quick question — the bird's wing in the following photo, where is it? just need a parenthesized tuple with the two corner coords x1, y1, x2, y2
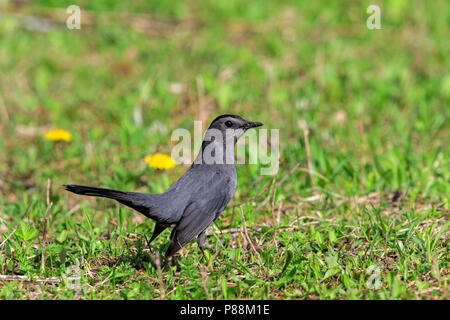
(165, 174, 234, 257)
(177, 197, 229, 244)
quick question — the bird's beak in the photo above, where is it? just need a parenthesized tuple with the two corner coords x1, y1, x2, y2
(244, 121, 264, 129)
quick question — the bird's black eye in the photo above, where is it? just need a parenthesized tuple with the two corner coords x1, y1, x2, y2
(225, 120, 233, 128)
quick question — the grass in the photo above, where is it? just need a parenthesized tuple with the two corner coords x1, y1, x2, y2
(0, 0, 448, 299)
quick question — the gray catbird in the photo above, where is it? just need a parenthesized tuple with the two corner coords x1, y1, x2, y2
(65, 114, 263, 258)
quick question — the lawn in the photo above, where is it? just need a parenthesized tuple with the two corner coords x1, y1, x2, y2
(0, 0, 448, 299)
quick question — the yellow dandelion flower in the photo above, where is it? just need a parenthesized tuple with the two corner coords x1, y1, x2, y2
(144, 153, 175, 170)
(44, 129, 72, 142)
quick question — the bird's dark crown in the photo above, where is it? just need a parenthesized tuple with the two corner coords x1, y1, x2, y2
(208, 114, 245, 128)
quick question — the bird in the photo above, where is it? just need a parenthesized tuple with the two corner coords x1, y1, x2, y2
(65, 114, 263, 258)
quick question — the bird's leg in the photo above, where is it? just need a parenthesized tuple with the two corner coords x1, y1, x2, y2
(162, 229, 181, 274)
(199, 247, 207, 260)
(169, 257, 176, 277)
(162, 255, 178, 275)
(197, 231, 207, 261)
(170, 256, 177, 267)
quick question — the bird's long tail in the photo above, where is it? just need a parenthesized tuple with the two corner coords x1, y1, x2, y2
(64, 184, 127, 199)
(64, 184, 152, 216)
(65, 184, 168, 243)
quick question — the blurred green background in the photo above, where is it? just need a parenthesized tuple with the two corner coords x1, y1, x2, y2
(0, 0, 448, 299)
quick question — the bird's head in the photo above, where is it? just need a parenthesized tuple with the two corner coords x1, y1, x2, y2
(197, 114, 263, 164)
(206, 114, 263, 143)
